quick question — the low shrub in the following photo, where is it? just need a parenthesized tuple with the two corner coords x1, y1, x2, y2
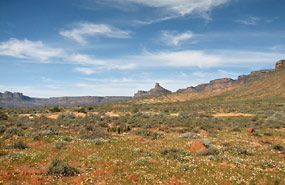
(200, 139, 212, 148)
(55, 142, 65, 149)
(9, 140, 28, 149)
(197, 147, 219, 156)
(132, 129, 164, 140)
(135, 157, 152, 166)
(227, 145, 253, 155)
(8, 151, 24, 161)
(231, 127, 241, 132)
(0, 111, 8, 120)
(160, 147, 188, 161)
(179, 132, 199, 139)
(5, 128, 22, 135)
(271, 144, 284, 151)
(49, 107, 61, 113)
(0, 125, 6, 133)
(94, 139, 104, 145)
(46, 158, 80, 176)
(263, 132, 274, 136)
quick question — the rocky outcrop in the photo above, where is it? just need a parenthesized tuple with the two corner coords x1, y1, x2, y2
(275, 60, 285, 70)
(0, 91, 31, 100)
(134, 83, 172, 98)
(0, 91, 131, 108)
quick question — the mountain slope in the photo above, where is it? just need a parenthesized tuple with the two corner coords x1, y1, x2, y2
(135, 61, 285, 104)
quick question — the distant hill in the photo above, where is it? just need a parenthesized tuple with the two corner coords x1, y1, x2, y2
(0, 92, 131, 108)
(134, 83, 172, 98)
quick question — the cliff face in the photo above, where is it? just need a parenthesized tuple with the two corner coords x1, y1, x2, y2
(275, 60, 285, 70)
(177, 60, 284, 93)
(134, 83, 172, 98)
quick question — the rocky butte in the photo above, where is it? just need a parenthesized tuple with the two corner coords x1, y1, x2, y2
(134, 83, 172, 98)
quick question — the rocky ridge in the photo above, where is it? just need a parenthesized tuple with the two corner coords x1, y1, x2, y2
(177, 60, 285, 93)
(134, 83, 172, 98)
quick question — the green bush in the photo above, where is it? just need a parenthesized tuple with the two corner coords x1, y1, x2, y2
(0, 111, 8, 120)
(12, 140, 28, 149)
(132, 129, 164, 139)
(271, 144, 284, 151)
(160, 147, 188, 161)
(8, 151, 24, 161)
(46, 158, 80, 176)
(197, 147, 219, 156)
(227, 145, 253, 155)
(179, 132, 199, 139)
(5, 127, 22, 135)
(0, 125, 6, 133)
(55, 142, 65, 149)
(49, 106, 61, 113)
(78, 108, 86, 113)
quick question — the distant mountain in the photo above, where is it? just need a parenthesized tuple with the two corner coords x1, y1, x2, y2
(134, 83, 172, 98)
(0, 92, 131, 108)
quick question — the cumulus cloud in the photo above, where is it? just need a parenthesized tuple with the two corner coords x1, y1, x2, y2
(161, 31, 194, 46)
(132, 50, 222, 68)
(0, 38, 62, 61)
(108, 0, 229, 21)
(69, 54, 106, 65)
(75, 67, 95, 75)
(60, 22, 132, 44)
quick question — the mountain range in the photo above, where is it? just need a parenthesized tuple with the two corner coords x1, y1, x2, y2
(1, 60, 284, 107)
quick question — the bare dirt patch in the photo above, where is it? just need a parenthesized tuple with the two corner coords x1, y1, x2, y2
(213, 113, 255, 117)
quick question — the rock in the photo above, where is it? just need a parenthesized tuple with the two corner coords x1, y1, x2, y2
(189, 141, 206, 152)
(275, 60, 285, 70)
(247, 128, 255, 132)
(249, 70, 272, 76)
(134, 83, 172, 98)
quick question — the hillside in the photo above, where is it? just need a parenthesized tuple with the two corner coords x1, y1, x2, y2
(135, 60, 285, 104)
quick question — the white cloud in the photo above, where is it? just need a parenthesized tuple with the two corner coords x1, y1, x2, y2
(132, 50, 222, 68)
(111, 0, 229, 20)
(133, 15, 179, 25)
(161, 31, 194, 46)
(109, 63, 136, 70)
(235, 16, 260, 25)
(75, 67, 95, 75)
(69, 54, 105, 65)
(235, 16, 280, 26)
(192, 70, 239, 78)
(60, 22, 132, 44)
(0, 38, 62, 61)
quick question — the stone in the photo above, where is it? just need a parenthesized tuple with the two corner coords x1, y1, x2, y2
(189, 141, 206, 152)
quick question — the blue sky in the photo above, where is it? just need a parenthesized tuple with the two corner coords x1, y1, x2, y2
(0, 0, 285, 98)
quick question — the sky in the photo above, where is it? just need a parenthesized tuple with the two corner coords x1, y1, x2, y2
(0, 0, 285, 98)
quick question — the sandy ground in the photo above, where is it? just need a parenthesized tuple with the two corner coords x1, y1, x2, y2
(213, 113, 255, 117)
